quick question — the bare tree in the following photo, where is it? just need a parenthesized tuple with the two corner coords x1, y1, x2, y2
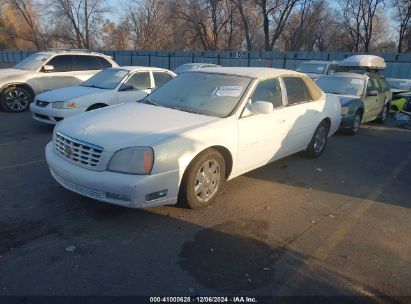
(255, 0, 299, 51)
(48, 0, 108, 48)
(391, 0, 411, 52)
(178, 0, 232, 50)
(339, 0, 385, 52)
(2, 0, 46, 49)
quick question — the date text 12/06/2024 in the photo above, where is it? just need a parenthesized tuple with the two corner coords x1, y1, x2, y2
(149, 296, 258, 303)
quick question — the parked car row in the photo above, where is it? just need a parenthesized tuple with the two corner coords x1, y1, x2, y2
(0, 51, 395, 210)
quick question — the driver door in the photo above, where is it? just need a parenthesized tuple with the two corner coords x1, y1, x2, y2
(237, 78, 291, 174)
(117, 71, 153, 104)
(36, 55, 77, 92)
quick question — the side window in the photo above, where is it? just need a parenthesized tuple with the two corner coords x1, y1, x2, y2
(283, 77, 313, 105)
(153, 72, 173, 88)
(250, 78, 283, 108)
(73, 55, 101, 71)
(378, 78, 390, 92)
(367, 78, 379, 93)
(125, 72, 151, 90)
(45, 55, 73, 72)
(97, 57, 112, 69)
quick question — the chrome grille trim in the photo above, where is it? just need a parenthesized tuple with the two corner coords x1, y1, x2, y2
(51, 169, 105, 199)
(54, 132, 103, 168)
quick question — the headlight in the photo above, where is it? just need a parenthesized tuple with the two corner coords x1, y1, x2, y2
(341, 107, 349, 115)
(108, 147, 154, 175)
(52, 101, 77, 109)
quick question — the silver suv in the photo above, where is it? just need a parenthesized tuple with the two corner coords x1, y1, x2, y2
(0, 49, 118, 112)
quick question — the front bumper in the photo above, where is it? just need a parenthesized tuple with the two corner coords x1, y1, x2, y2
(30, 103, 87, 124)
(45, 142, 181, 208)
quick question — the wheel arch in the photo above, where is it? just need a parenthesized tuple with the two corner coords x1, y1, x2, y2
(0, 83, 35, 99)
(86, 103, 109, 111)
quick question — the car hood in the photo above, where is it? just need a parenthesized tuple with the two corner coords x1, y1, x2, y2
(55, 102, 220, 152)
(0, 68, 29, 80)
(36, 86, 108, 102)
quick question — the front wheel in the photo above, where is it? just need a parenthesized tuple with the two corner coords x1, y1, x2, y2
(346, 111, 362, 135)
(179, 149, 225, 209)
(304, 120, 329, 158)
(1, 86, 33, 112)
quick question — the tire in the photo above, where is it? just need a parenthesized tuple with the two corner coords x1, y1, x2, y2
(304, 120, 329, 158)
(346, 111, 362, 135)
(1, 86, 33, 112)
(376, 104, 388, 124)
(87, 104, 107, 111)
(179, 148, 225, 209)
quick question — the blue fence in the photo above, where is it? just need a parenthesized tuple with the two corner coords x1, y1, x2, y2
(1, 50, 410, 79)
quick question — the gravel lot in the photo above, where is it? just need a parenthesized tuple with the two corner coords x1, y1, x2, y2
(0, 111, 411, 299)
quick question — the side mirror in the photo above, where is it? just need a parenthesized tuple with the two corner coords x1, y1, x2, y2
(119, 84, 134, 91)
(367, 90, 379, 96)
(251, 101, 273, 114)
(43, 65, 54, 72)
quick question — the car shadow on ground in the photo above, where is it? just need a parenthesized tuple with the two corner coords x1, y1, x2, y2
(0, 198, 398, 298)
(244, 124, 411, 209)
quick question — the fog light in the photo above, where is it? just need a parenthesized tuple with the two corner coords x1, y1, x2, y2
(145, 189, 168, 201)
(106, 192, 131, 201)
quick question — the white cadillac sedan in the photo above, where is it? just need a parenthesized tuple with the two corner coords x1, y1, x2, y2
(46, 67, 341, 209)
(30, 66, 176, 124)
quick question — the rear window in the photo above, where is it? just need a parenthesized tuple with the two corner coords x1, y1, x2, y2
(97, 57, 113, 69)
(283, 77, 313, 105)
(153, 72, 173, 88)
(73, 55, 101, 71)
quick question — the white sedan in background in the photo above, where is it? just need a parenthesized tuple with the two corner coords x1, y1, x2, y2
(30, 66, 176, 124)
(46, 67, 341, 210)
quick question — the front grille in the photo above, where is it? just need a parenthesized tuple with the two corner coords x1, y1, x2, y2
(50, 169, 105, 200)
(54, 132, 103, 168)
(35, 113, 50, 120)
(36, 100, 49, 107)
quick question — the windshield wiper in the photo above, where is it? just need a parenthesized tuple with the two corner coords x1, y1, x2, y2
(139, 98, 162, 106)
(167, 106, 201, 114)
(82, 84, 105, 89)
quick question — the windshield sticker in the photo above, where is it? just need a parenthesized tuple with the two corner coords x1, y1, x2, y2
(351, 79, 363, 84)
(212, 86, 243, 97)
(114, 70, 128, 77)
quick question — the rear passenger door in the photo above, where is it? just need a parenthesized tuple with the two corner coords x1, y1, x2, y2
(37, 55, 77, 92)
(73, 55, 105, 83)
(117, 71, 152, 104)
(280, 76, 324, 153)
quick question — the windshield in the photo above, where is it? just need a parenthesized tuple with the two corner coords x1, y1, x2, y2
(317, 76, 365, 96)
(141, 72, 251, 117)
(297, 63, 327, 74)
(14, 53, 51, 70)
(81, 68, 129, 90)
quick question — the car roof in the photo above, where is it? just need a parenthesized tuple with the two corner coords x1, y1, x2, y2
(303, 60, 334, 64)
(190, 67, 303, 79)
(323, 72, 368, 79)
(113, 66, 173, 72)
(181, 63, 219, 66)
(35, 50, 110, 57)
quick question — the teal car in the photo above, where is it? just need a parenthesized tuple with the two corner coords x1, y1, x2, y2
(316, 72, 392, 134)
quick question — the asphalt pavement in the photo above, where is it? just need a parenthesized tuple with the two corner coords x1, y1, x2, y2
(0, 111, 411, 300)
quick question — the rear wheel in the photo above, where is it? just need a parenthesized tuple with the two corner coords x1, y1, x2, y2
(304, 120, 329, 158)
(376, 105, 388, 124)
(1, 86, 33, 112)
(179, 149, 225, 209)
